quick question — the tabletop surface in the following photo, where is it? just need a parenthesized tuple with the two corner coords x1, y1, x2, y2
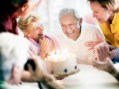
(61, 64, 119, 89)
(22, 64, 119, 89)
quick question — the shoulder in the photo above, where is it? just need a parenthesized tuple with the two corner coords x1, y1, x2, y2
(82, 22, 104, 38)
(0, 14, 12, 32)
(82, 22, 100, 33)
(115, 12, 119, 18)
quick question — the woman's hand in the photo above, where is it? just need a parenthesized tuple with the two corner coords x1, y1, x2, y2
(84, 33, 104, 50)
(94, 42, 110, 61)
(54, 69, 79, 80)
(39, 37, 51, 59)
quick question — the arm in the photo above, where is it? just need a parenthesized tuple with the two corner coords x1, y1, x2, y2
(84, 26, 105, 50)
(21, 70, 34, 82)
(93, 57, 119, 81)
(22, 56, 65, 89)
(30, 0, 42, 10)
(93, 43, 119, 81)
(111, 48, 119, 63)
(27, 0, 42, 13)
(105, 44, 119, 63)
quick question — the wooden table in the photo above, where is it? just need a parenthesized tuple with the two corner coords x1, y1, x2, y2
(61, 64, 119, 89)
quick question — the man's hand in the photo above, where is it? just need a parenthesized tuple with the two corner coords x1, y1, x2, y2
(54, 69, 79, 80)
(25, 56, 44, 82)
(23, 56, 65, 89)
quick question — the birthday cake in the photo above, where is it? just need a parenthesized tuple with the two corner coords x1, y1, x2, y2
(46, 50, 79, 75)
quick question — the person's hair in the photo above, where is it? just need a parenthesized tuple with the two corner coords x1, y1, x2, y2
(88, 0, 119, 12)
(0, 0, 28, 14)
(18, 15, 39, 33)
(59, 8, 80, 22)
(0, 32, 30, 80)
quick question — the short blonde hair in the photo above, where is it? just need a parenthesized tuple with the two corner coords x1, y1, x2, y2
(88, 0, 119, 13)
(18, 15, 39, 32)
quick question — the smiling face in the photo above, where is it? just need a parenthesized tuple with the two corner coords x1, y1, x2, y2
(18, 15, 44, 42)
(27, 21, 44, 42)
(60, 14, 80, 40)
(90, 1, 113, 23)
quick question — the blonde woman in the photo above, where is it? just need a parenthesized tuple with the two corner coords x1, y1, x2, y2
(88, 0, 119, 47)
(87, 0, 119, 63)
(18, 15, 59, 59)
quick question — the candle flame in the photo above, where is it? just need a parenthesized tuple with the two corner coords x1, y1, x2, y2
(46, 49, 75, 62)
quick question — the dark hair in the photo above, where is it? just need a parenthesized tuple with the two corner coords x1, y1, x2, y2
(0, 0, 28, 14)
(88, 0, 119, 12)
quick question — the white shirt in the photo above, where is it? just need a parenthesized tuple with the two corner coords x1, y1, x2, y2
(56, 23, 104, 64)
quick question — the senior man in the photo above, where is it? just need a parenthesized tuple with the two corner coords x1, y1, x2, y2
(57, 8, 104, 64)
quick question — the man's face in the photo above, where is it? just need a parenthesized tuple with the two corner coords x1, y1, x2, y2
(90, 1, 112, 23)
(60, 15, 80, 40)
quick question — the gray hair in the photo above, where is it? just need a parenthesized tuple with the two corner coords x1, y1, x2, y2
(18, 15, 39, 33)
(59, 8, 80, 21)
(0, 32, 30, 80)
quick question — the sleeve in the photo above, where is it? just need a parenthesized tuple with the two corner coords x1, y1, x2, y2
(112, 48, 119, 63)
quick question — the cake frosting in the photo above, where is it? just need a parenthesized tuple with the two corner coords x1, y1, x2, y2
(46, 50, 79, 75)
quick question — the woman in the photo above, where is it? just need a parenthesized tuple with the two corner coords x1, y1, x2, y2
(0, 0, 41, 34)
(18, 15, 60, 59)
(86, 0, 119, 63)
(0, 0, 49, 87)
(18, 15, 69, 82)
(88, 0, 119, 47)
